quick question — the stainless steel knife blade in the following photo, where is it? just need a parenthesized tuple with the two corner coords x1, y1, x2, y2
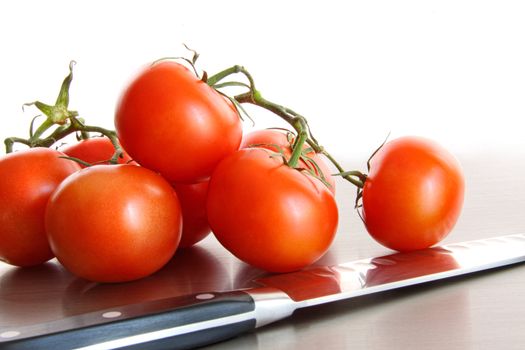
(1, 233, 524, 350)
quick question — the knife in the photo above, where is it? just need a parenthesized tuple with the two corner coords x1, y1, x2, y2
(1, 233, 524, 350)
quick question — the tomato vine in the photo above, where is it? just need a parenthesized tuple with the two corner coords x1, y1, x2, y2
(5, 51, 367, 189)
(0, 48, 466, 265)
(206, 65, 367, 188)
(4, 61, 124, 165)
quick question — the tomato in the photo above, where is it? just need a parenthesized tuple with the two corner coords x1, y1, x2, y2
(45, 164, 182, 283)
(207, 148, 338, 273)
(362, 136, 465, 252)
(115, 61, 243, 183)
(241, 129, 336, 193)
(0, 148, 80, 267)
(172, 181, 211, 248)
(61, 137, 134, 167)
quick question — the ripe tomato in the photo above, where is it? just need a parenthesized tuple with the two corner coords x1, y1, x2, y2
(61, 137, 134, 167)
(0, 148, 80, 267)
(172, 181, 211, 248)
(207, 148, 338, 273)
(45, 164, 182, 282)
(115, 61, 242, 183)
(362, 136, 465, 252)
(241, 129, 336, 193)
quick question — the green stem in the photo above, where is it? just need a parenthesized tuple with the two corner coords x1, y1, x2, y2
(30, 118, 55, 141)
(69, 117, 124, 164)
(321, 152, 366, 188)
(209, 65, 366, 189)
(4, 117, 123, 164)
(5, 137, 30, 153)
(235, 92, 293, 125)
(288, 122, 308, 168)
(235, 91, 365, 187)
(207, 65, 256, 88)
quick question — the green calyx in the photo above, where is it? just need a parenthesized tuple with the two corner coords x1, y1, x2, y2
(25, 61, 78, 131)
(4, 61, 123, 166)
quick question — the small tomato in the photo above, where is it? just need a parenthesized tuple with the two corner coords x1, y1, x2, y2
(0, 148, 80, 266)
(362, 136, 465, 252)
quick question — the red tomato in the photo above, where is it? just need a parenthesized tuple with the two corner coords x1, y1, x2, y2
(362, 136, 465, 252)
(61, 137, 134, 167)
(115, 61, 242, 183)
(207, 148, 339, 273)
(241, 129, 336, 193)
(45, 164, 182, 282)
(0, 148, 80, 267)
(172, 181, 211, 248)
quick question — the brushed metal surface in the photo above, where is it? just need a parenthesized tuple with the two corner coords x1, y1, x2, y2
(255, 234, 525, 307)
(1, 150, 524, 349)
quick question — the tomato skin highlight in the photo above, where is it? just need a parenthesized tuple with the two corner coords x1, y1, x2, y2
(207, 148, 338, 273)
(45, 164, 182, 283)
(61, 137, 134, 167)
(172, 181, 211, 248)
(0, 148, 81, 267)
(241, 129, 336, 193)
(115, 61, 243, 183)
(362, 136, 465, 252)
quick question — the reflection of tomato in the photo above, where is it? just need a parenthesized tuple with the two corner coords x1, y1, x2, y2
(0, 148, 80, 267)
(241, 129, 335, 193)
(61, 137, 133, 167)
(172, 181, 211, 248)
(45, 164, 182, 282)
(364, 248, 460, 287)
(0, 262, 74, 326)
(231, 263, 271, 291)
(207, 148, 338, 273)
(115, 61, 242, 183)
(362, 136, 465, 252)
(62, 245, 229, 315)
(256, 266, 341, 302)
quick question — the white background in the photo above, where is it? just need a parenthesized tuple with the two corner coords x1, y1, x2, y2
(1, 0, 524, 165)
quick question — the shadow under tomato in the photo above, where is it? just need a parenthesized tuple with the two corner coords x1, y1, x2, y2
(230, 262, 272, 290)
(311, 248, 338, 267)
(62, 245, 230, 316)
(0, 261, 75, 327)
(231, 248, 340, 293)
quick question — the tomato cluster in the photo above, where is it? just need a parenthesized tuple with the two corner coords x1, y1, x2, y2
(0, 59, 465, 283)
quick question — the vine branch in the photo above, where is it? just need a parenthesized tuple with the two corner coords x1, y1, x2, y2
(208, 66, 366, 188)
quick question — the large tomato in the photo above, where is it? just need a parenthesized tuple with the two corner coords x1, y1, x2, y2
(115, 61, 242, 183)
(241, 129, 336, 193)
(61, 137, 133, 167)
(207, 148, 338, 273)
(362, 136, 465, 252)
(45, 164, 182, 283)
(172, 181, 211, 248)
(0, 148, 80, 267)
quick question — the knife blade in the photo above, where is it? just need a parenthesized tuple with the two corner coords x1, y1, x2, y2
(1, 233, 524, 350)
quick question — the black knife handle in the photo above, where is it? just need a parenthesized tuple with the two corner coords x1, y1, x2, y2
(0, 291, 256, 350)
